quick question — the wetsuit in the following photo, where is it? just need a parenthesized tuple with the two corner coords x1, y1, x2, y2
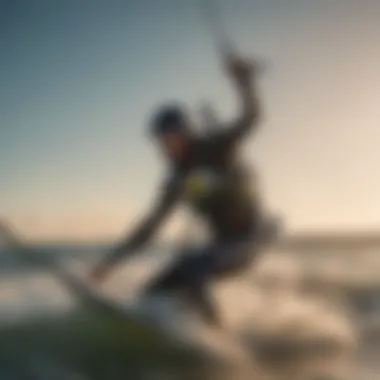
(101, 70, 262, 324)
(105, 106, 262, 325)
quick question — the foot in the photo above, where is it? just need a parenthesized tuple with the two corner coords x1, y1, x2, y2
(202, 310, 224, 329)
(178, 289, 224, 329)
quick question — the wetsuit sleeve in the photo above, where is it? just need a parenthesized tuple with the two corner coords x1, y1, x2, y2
(216, 77, 261, 149)
(102, 177, 180, 268)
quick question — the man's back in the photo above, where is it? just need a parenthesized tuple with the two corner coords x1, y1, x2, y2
(170, 134, 259, 240)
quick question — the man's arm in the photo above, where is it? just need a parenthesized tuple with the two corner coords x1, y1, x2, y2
(90, 178, 180, 281)
(217, 56, 261, 147)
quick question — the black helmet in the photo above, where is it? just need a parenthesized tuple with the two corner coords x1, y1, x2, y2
(149, 104, 189, 137)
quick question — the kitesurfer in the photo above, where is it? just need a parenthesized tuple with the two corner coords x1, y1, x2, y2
(90, 53, 263, 327)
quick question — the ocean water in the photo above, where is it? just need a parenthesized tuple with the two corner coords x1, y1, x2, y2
(0, 242, 379, 379)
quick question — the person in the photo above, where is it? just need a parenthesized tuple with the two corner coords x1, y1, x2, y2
(90, 53, 262, 327)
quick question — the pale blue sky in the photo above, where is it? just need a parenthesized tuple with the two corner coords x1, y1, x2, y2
(1, 0, 380, 241)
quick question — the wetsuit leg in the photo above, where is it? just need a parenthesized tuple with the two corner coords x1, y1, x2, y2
(142, 239, 256, 325)
(185, 239, 256, 325)
(141, 249, 199, 296)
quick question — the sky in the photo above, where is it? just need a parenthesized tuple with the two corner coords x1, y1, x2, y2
(1, 0, 380, 242)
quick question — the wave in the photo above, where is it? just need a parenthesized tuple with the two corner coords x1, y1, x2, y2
(0, 245, 380, 379)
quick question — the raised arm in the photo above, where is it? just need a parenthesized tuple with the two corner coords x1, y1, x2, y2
(90, 178, 180, 282)
(217, 56, 261, 147)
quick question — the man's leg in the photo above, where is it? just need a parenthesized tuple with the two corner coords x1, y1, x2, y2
(178, 238, 256, 326)
(141, 254, 190, 297)
(141, 239, 256, 326)
(140, 247, 219, 325)
(184, 275, 221, 326)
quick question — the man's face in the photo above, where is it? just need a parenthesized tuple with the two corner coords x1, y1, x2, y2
(157, 128, 188, 161)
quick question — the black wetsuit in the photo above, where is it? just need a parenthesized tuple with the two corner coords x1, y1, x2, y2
(106, 97, 261, 324)
(137, 123, 261, 324)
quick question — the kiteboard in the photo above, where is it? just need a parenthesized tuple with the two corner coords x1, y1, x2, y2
(0, 221, 256, 371)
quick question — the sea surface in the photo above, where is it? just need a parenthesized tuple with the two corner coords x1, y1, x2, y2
(0, 242, 379, 380)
